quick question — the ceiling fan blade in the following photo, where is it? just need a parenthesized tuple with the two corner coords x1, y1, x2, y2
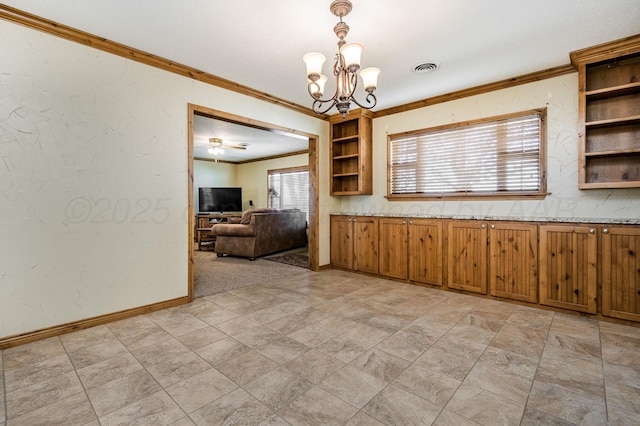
(226, 145, 247, 150)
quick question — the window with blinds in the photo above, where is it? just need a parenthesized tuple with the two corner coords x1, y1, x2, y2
(268, 167, 309, 220)
(388, 109, 546, 199)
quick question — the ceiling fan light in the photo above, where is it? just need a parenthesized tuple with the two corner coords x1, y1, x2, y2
(303, 52, 326, 80)
(359, 67, 380, 92)
(340, 42, 363, 72)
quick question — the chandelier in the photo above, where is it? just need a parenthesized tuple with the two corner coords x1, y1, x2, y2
(303, 0, 380, 117)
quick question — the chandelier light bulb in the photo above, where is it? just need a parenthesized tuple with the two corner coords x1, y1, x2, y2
(339, 42, 363, 72)
(303, 52, 326, 80)
(359, 67, 380, 92)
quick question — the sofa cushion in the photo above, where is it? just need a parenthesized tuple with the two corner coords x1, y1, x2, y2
(211, 223, 256, 237)
(240, 208, 276, 224)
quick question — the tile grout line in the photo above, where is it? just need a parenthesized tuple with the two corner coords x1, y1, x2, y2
(597, 320, 609, 424)
(516, 310, 554, 426)
(59, 335, 102, 424)
(435, 300, 507, 425)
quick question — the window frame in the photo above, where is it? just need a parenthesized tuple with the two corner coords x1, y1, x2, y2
(386, 109, 548, 201)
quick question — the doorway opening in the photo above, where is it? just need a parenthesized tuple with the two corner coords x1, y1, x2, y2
(187, 104, 320, 300)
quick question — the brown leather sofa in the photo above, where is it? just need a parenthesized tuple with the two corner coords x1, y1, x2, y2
(211, 208, 307, 260)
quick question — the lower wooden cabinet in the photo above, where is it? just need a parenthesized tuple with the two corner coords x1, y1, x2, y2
(602, 227, 640, 322)
(378, 218, 444, 284)
(330, 215, 353, 269)
(409, 219, 443, 286)
(330, 215, 378, 274)
(539, 224, 597, 313)
(489, 222, 538, 303)
(353, 217, 379, 274)
(378, 218, 408, 279)
(447, 220, 488, 294)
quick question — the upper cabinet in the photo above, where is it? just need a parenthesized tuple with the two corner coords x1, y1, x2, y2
(329, 109, 373, 195)
(571, 35, 640, 189)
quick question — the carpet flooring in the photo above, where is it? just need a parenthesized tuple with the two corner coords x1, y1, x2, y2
(193, 249, 310, 298)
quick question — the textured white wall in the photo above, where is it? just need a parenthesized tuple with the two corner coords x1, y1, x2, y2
(342, 74, 640, 220)
(0, 20, 327, 339)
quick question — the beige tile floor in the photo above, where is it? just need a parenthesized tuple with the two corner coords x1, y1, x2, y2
(2, 269, 640, 425)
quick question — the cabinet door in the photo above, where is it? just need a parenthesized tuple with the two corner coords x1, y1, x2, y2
(408, 219, 443, 286)
(489, 222, 538, 303)
(602, 227, 640, 321)
(379, 218, 408, 279)
(447, 221, 487, 294)
(354, 217, 378, 274)
(539, 225, 597, 313)
(330, 216, 354, 269)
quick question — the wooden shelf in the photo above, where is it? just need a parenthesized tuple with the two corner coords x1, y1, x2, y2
(333, 154, 359, 161)
(586, 81, 640, 100)
(333, 172, 359, 177)
(332, 135, 359, 143)
(585, 147, 640, 157)
(574, 39, 640, 189)
(585, 115, 640, 129)
(580, 180, 640, 189)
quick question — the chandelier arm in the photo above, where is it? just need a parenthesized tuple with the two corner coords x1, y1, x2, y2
(307, 78, 342, 104)
(312, 98, 339, 115)
(346, 71, 358, 98)
(350, 92, 377, 109)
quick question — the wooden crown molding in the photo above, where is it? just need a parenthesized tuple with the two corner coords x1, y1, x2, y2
(570, 33, 640, 66)
(0, 4, 326, 120)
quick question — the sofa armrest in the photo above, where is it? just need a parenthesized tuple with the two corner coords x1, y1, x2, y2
(211, 223, 256, 237)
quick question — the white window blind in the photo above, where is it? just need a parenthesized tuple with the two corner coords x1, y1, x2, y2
(389, 111, 545, 197)
(268, 168, 309, 220)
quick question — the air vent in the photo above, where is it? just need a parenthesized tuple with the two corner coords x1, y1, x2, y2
(412, 61, 441, 74)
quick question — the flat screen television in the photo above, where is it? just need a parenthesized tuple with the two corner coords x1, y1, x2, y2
(198, 187, 242, 213)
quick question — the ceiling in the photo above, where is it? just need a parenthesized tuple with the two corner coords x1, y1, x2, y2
(193, 115, 309, 163)
(4, 1, 639, 161)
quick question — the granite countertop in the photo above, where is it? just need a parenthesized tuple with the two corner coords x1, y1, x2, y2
(329, 212, 640, 225)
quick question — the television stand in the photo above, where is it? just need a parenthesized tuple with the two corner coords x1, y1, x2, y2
(195, 213, 242, 250)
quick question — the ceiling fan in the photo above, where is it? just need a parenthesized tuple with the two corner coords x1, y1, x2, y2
(207, 138, 248, 161)
(208, 137, 248, 151)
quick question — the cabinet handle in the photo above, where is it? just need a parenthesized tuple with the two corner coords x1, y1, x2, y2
(353, 219, 356, 222)
(603, 228, 609, 234)
(409, 221, 413, 225)
(589, 228, 595, 234)
(491, 224, 495, 229)
(402, 221, 406, 224)
(481, 224, 486, 229)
